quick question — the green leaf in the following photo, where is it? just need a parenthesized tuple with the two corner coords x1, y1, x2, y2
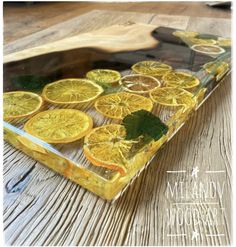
(91, 80, 123, 94)
(11, 74, 50, 92)
(122, 110, 169, 141)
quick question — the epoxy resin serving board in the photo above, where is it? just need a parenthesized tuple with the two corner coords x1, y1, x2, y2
(3, 23, 231, 201)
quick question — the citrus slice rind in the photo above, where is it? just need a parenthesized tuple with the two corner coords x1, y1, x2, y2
(42, 78, 104, 105)
(162, 71, 200, 89)
(131, 61, 172, 77)
(119, 74, 161, 93)
(149, 87, 196, 108)
(191, 44, 225, 55)
(84, 124, 135, 175)
(94, 92, 153, 119)
(86, 69, 121, 84)
(3, 91, 43, 121)
(24, 109, 93, 144)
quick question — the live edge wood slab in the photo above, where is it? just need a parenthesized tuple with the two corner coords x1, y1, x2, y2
(3, 10, 231, 246)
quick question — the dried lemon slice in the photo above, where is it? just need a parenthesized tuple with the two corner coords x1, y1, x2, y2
(84, 124, 136, 175)
(188, 37, 217, 45)
(86, 69, 121, 85)
(95, 92, 153, 119)
(131, 61, 172, 78)
(217, 37, 231, 47)
(162, 71, 200, 89)
(3, 91, 43, 121)
(149, 87, 196, 108)
(24, 109, 93, 144)
(191, 44, 225, 55)
(119, 74, 161, 94)
(173, 30, 199, 38)
(203, 61, 229, 80)
(42, 78, 103, 104)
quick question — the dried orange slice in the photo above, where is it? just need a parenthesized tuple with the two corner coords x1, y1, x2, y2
(84, 124, 138, 175)
(173, 30, 199, 38)
(42, 78, 103, 104)
(162, 71, 200, 89)
(191, 44, 225, 55)
(24, 109, 93, 144)
(131, 61, 172, 77)
(119, 74, 161, 94)
(86, 69, 121, 85)
(95, 92, 153, 119)
(3, 91, 43, 121)
(149, 87, 196, 108)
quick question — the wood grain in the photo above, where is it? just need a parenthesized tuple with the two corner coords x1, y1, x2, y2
(4, 22, 159, 63)
(3, 2, 231, 44)
(3, 10, 231, 246)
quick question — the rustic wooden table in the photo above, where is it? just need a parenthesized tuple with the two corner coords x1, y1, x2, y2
(3, 9, 231, 246)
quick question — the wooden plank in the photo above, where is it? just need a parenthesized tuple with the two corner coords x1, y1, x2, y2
(4, 22, 159, 63)
(186, 16, 231, 37)
(3, 10, 231, 246)
(3, 10, 153, 55)
(3, 2, 231, 44)
(4, 10, 231, 57)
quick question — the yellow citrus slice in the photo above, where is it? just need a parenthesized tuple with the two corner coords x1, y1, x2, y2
(173, 30, 199, 38)
(191, 44, 225, 55)
(203, 61, 229, 80)
(188, 37, 217, 45)
(95, 92, 153, 119)
(162, 71, 200, 89)
(84, 124, 138, 175)
(86, 69, 121, 85)
(217, 37, 231, 47)
(149, 87, 196, 108)
(131, 61, 172, 77)
(42, 78, 103, 104)
(3, 91, 43, 121)
(119, 74, 161, 94)
(24, 109, 93, 144)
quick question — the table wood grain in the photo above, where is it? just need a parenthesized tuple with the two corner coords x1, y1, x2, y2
(3, 2, 231, 44)
(3, 10, 231, 246)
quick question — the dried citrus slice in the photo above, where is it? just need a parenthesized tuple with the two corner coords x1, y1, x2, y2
(188, 37, 217, 45)
(173, 30, 199, 38)
(149, 87, 196, 108)
(203, 61, 229, 80)
(24, 109, 93, 144)
(95, 92, 153, 119)
(131, 61, 172, 77)
(162, 71, 200, 89)
(3, 91, 43, 121)
(42, 78, 103, 104)
(217, 37, 231, 47)
(191, 44, 225, 55)
(86, 69, 121, 85)
(119, 74, 161, 94)
(84, 124, 137, 175)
